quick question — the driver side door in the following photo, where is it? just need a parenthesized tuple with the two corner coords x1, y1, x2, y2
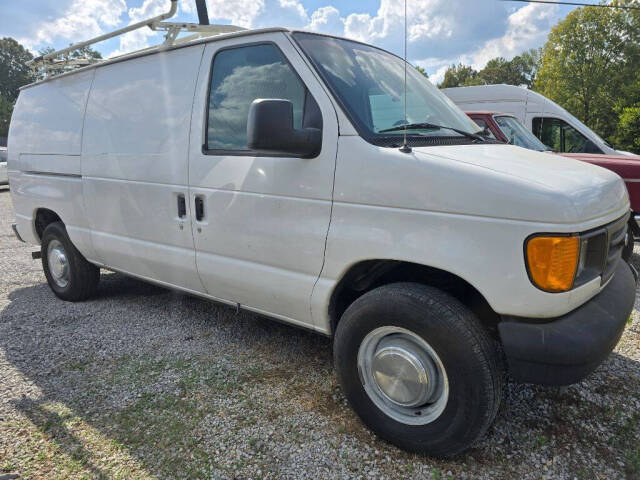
(532, 117, 603, 154)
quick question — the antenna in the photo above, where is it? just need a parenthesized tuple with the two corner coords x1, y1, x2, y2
(399, 0, 412, 154)
(195, 0, 210, 25)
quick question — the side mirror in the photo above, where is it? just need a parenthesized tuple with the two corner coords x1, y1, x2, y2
(247, 99, 321, 158)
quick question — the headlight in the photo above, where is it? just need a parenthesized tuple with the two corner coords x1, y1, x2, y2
(525, 235, 580, 292)
(525, 230, 609, 293)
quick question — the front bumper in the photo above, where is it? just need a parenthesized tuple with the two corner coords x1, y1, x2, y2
(498, 261, 637, 386)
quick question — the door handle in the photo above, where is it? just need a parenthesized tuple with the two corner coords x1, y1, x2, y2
(177, 194, 186, 218)
(194, 196, 204, 221)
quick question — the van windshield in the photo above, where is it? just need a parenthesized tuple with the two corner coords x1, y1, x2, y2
(293, 33, 483, 145)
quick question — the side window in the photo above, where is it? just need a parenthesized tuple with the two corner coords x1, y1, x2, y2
(533, 117, 602, 154)
(533, 117, 562, 151)
(563, 123, 602, 154)
(206, 43, 307, 151)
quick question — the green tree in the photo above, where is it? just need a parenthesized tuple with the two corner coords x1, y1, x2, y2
(534, 0, 640, 149)
(414, 65, 428, 78)
(615, 105, 640, 152)
(513, 49, 542, 88)
(438, 64, 483, 88)
(0, 95, 13, 137)
(476, 57, 512, 85)
(0, 37, 34, 102)
(477, 49, 541, 88)
(613, 77, 640, 152)
(0, 37, 34, 137)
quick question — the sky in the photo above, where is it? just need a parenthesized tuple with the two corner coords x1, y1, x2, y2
(0, 0, 579, 84)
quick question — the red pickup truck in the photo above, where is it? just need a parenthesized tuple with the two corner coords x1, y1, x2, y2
(467, 111, 640, 259)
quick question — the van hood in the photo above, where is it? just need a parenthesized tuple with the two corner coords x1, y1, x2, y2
(411, 144, 629, 223)
(561, 153, 640, 181)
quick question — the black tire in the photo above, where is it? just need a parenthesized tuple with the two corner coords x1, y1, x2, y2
(622, 229, 634, 263)
(41, 222, 100, 301)
(333, 282, 503, 457)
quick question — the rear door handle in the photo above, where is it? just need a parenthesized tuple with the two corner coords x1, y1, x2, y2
(194, 196, 204, 222)
(177, 194, 186, 218)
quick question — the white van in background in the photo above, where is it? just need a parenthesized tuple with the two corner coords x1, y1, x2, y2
(6, 4, 637, 457)
(442, 84, 632, 156)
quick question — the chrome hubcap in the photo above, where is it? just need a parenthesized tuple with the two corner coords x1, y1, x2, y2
(47, 240, 70, 288)
(358, 326, 449, 425)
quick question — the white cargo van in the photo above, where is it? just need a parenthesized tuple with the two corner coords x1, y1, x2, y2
(442, 84, 632, 156)
(7, 6, 637, 456)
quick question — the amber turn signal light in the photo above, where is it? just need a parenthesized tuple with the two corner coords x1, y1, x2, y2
(526, 235, 580, 293)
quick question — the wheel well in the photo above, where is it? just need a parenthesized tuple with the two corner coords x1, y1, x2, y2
(329, 260, 500, 337)
(34, 209, 63, 241)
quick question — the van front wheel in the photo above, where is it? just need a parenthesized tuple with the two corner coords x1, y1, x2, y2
(41, 222, 100, 301)
(333, 283, 503, 457)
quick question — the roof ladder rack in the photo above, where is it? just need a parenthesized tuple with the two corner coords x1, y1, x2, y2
(27, 0, 245, 78)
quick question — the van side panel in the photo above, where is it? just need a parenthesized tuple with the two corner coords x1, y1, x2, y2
(311, 136, 627, 332)
(8, 71, 96, 257)
(82, 45, 206, 292)
(9, 71, 93, 156)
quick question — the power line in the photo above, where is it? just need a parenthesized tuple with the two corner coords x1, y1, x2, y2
(499, 0, 640, 9)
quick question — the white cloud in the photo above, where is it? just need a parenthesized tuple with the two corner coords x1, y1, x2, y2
(177, 0, 265, 26)
(298, 0, 563, 81)
(18, 0, 127, 51)
(129, 0, 171, 19)
(343, 13, 376, 42)
(111, 0, 309, 57)
(7, 0, 567, 82)
(325, 0, 509, 56)
(109, 0, 168, 58)
(307, 6, 343, 35)
(414, 59, 450, 85)
(206, 0, 266, 27)
(278, 0, 308, 24)
(467, 3, 558, 69)
(429, 65, 450, 85)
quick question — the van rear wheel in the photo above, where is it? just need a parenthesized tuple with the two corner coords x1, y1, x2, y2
(333, 283, 503, 457)
(41, 222, 100, 301)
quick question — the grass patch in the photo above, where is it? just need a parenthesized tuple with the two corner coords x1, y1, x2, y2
(2, 353, 274, 480)
(626, 448, 640, 477)
(5, 402, 154, 480)
(107, 354, 266, 395)
(535, 434, 548, 448)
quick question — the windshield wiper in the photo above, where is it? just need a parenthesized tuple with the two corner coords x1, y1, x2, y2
(379, 122, 486, 142)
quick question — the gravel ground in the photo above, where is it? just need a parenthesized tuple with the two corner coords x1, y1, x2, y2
(0, 186, 639, 480)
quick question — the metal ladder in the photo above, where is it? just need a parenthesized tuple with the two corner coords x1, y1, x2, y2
(27, 0, 244, 78)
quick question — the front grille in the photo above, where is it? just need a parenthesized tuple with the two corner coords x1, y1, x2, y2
(601, 214, 629, 285)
